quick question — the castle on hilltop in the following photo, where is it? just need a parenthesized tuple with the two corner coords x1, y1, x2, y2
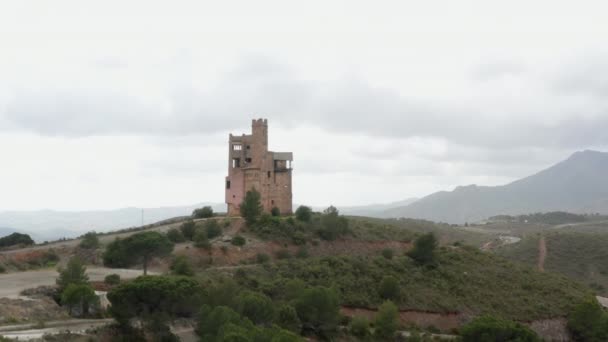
(225, 119, 293, 216)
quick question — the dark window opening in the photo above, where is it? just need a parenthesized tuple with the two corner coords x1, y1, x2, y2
(245, 157, 252, 163)
(232, 158, 240, 168)
(267, 171, 271, 178)
(226, 180, 231, 189)
(271, 200, 275, 205)
(246, 145, 251, 149)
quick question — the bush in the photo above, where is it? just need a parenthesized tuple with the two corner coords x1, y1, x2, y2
(295, 286, 340, 339)
(277, 304, 302, 333)
(374, 300, 399, 339)
(0, 232, 34, 248)
(166, 228, 186, 243)
(295, 247, 309, 259)
(171, 255, 194, 276)
(180, 220, 197, 241)
(256, 253, 270, 264)
(381, 248, 394, 260)
(231, 235, 246, 246)
(379, 276, 400, 300)
(61, 283, 98, 317)
(567, 300, 608, 341)
(204, 220, 222, 239)
(240, 188, 263, 226)
(318, 206, 349, 241)
(192, 206, 214, 219)
(407, 233, 438, 265)
(194, 230, 211, 250)
(460, 315, 541, 342)
(271, 207, 281, 217)
(350, 316, 370, 338)
(295, 206, 312, 222)
(79, 232, 100, 249)
(237, 291, 275, 325)
(275, 249, 291, 260)
(104, 274, 121, 285)
(0, 264, 5, 273)
(103, 238, 132, 268)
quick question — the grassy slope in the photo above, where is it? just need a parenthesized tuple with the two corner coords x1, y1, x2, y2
(222, 246, 591, 321)
(497, 231, 608, 295)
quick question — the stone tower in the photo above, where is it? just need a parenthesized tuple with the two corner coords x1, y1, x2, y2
(225, 119, 293, 216)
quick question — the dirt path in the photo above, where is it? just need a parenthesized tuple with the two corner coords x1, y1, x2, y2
(538, 235, 546, 272)
(0, 267, 154, 299)
(0, 319, 113, 340)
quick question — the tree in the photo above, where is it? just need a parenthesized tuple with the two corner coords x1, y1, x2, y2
(295, 206, 312, 222)
(197, 306, 250, 341)
(171, 255, 194, 276)
(277, 304, 301, 333)
(231, 235, 246, 246)
(567, 300, 608, 341)
(166, 228, 186, 243)
(240, 188, 263, 225)
(237, 291, 275, 325)
(193, 206, 214, 218)
(271, 207, 281, 217)
(78, 231, 100, 249)
(122, 231, 174, 275)
(194, 229, 211, 249)
(205, 220, 223, 239)
(61, 283, 98, 316)
(379, 276, 400, 300)
(295, 286, 340, 338)
(108, 275, 203, 327)
(56, 257, 89, 292)
(318, 206, 349, 241)
(0, 232, 34, 248)
(407, 233, 438, 265)
(460, 315, 541, 342)
(374, 300, 399, 340)
(381, 248, 394, 260)
(180, 220, 197, 241)
(104, 274, 121, 285)
(103, 237, 132, 268)
(350, 316, 370, 338)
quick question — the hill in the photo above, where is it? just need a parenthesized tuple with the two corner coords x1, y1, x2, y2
(0, 203, 226, 242)
(382, 150, 608, 223)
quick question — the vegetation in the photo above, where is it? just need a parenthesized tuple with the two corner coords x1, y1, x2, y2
(0, 232, 34, 248)
(204, 219, 223, 239)
(171, 255, 194, 276)
(240, 188, 263, 225)
(490, 211, 587, 225)
(166, 228, 186, 243)
(295, 205, 312, 222)
(104, 274, 121, 285)
(180, 219, 197, 241)
(194, 229, 211, 249)
(294, 286, 340, 339)
(271, 206, 281, 217)
(61, 283, 98, 316)
(407, 232, 438, 265)
(231, 235, 246, 246)
(193, 206, 214, 218)
(567, 300, 608, 341)
(460, 315, 541, 342)
(497, 231, 608, 295)
(103, 231, 174, 275)
(78, 231, 99, 249)
(56, 257, 89, 292)
(374, 300, 399, 339)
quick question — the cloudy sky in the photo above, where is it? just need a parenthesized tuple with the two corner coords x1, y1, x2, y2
(1, 0, 607, 211)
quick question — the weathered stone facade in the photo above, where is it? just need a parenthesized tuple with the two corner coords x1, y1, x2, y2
(225, 119, 293, 216)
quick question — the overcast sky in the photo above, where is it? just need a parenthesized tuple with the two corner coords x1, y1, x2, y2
(1, 0, 607, 211)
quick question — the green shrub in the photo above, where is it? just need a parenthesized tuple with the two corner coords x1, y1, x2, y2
(170, 255, 194, 276)
(277, 304, 302, 333)
(166, 228, 186, 243)
(231, 235, 246, 246)
(79, 232, 100, 249)
(104, 274, 121, 285)
(295, 286, 340, 339)
(350, 316, 370, 337)
(295, 247, 309, 259)
(567, 300, 608, 341)
(56, 257, 89, 292)
(194, 230, 211, 250)
(240, 188, 263, 226)
(407, 233, 438, 265)
(295, 206, 312, 222)
(192, 206, 214, 219)
(381, 248, 394, 259)
(0, 264, 5, 273)
(256, 253, 270, 264)
(61, 283, 98, 317)
(460, 315, 541, 342)
(374, 300, 399, 339)
(275, 249, 291, 260)
(0, 232, 34, 248)
(180, 220, 197, 241)
(271, 207, 281, 217)
(318, 206, 349, 241)
(237, 291, 275, 325)
(379, 276, 400, 300)
(204, 220, 222, 239)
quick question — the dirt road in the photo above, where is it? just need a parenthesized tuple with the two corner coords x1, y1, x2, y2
(0, 267, 152, 299)
(538, 236, 546, 272)
(0, 319, 113, 340)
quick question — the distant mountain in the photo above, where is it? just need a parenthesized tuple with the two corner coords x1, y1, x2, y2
(0, 203, 226, 242)
(382, 150, 608, 223)
(336, 198, 419, 216)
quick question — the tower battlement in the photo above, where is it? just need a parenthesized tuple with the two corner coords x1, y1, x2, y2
(225, 119, 293, 216)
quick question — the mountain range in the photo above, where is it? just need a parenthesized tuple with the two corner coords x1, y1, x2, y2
(381, 150, 608, 223)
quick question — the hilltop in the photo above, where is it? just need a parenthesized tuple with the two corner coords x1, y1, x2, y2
(382, 150, 608, 223)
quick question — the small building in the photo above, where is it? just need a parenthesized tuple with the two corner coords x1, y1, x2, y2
(225, 119, 293, 216)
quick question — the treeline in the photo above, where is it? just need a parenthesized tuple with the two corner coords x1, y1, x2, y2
(0, 232, 34, 248)
(490, 211, 588, 225)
